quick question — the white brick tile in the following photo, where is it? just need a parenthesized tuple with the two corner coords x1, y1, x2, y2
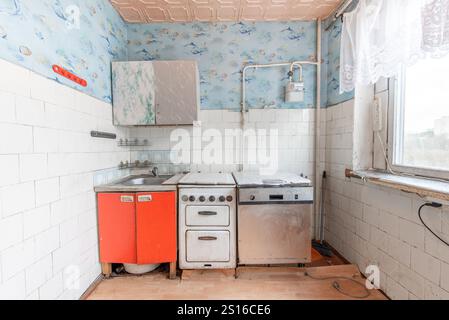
(378, 210, 400, 237)
(0, 91, 16, 123)
(0, 59, 31, 97)
(0, 155, 20, 187)
(424, 281, 449, 300)
(0, 214, 23, 251)
(38, 272, 63, 300)
(23, 205, 51, 239)
(385, 277, 409, 300)
(424, 230, 449, 264)
(19, 153, 48, 182)
(378, 251, 400, 278)
(355, 218, 370, 240)
(0, 272, 26, 300)
(387, 236, 411, 267)
(34, 226, 60, 260)
(50, 192, 93, 226)
(399, 219, 425, 249)
(411, 247, 441, 284)
(0, 123, 33, 154)
(0, 182, 35, 217)
(370, 226, 388, 251)
(60, 216, 79, 246)
(29, 72, 60, 105)
(25, 255, 53, 295)
(33, 127, 59, 153)
(35, 177, 60, 206)
(1, 239, 35, 280)
(363, 204, 379, 227)
(26, 290, 40, 300)
(59, 173, 93, 198)
(441, 262, 449, 292)
(222, 110, 241, 123)
(386, 193, 413, 222)
(397, 265, 426, 299)
(52, 239, 81, 274)
(15, 96, 45, 127)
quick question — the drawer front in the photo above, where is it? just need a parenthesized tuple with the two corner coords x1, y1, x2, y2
(186, 231, 230, 262)
(186, 206, 230, 227)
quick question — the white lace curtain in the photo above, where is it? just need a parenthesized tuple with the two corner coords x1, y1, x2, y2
(340, 0, 449, 93)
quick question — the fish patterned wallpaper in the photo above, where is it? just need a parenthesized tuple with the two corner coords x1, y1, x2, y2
(0, 0, 127, 103)
(127, 22, 318, 110)
(323, 13, 355, 106)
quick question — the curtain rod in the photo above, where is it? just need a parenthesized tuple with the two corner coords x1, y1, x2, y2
(324, 0, 354, 31)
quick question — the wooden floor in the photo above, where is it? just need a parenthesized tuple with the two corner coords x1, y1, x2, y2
(86, 264, 387, 300)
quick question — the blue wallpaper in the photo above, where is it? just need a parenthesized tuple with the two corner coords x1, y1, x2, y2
(127, 22, 318, 110)
(0, 0, 127, 103)
(0, 0, 349, 109)
(324, 19, 354, 106)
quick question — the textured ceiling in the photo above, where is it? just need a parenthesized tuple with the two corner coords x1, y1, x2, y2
(109, 0, 343, 23)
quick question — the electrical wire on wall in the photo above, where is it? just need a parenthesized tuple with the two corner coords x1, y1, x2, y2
(418, 202, 449, 247)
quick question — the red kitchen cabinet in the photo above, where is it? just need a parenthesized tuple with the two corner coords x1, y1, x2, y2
(97, 193, 137, 264)
(136, 192, 176, 264)
(97, 191, 177, 278)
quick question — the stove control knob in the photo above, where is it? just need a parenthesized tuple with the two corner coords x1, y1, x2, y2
(209, 196, 216, 202)
(182, 195, 189, 202)
(189, 196, 196, 202)
(250, 195, 256, 201)
(199, 196, 206, 202)
(219, 196, 226, 202)
(226, 195, 233, 202)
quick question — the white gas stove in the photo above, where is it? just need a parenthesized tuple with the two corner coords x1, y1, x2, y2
(178, 173, 237, 269)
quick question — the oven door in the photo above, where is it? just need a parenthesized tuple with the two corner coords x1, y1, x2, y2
(237, 204, 312, 264)
(186, 230, 230, 262)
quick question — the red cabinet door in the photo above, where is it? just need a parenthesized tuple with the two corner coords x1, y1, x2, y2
(97, 193, 137, 263)
(136, 192, 176, 264)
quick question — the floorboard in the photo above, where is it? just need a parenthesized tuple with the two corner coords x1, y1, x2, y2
(86, 265, 387, 300)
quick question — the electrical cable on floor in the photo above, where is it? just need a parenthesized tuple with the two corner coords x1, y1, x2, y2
(418, 202, 449, 247)
(304, 270, 371, 299)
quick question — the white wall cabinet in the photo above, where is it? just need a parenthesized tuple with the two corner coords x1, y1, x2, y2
(112, 60, 199, 126)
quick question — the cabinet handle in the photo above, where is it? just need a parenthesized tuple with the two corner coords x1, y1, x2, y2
(198, 211, 218, 216)
(120, 195, 134, 203)
(138, 195, 152, 202)
(198, 236, 218, 241)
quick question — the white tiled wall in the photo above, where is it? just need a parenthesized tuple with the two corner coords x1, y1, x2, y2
(324, 100, 449, 300)
(129, 108, 316, 178)
(0, 59, 130, 300)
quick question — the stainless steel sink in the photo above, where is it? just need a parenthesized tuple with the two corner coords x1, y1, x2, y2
(122, 175, 173, 186)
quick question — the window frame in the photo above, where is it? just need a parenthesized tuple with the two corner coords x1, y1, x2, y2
(387, 69, 449, 180)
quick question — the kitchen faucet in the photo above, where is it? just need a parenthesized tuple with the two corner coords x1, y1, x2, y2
(151, 167, 159, 177)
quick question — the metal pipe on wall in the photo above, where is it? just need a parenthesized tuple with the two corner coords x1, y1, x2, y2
(315, 18, 322, 240)
(239, 60, 319, 172)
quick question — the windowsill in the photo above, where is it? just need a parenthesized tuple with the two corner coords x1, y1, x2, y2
(346, 169, 449, 201)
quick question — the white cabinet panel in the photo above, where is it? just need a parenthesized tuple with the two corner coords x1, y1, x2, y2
(186, 206, 230, 227)
(186, 231, 230, 262)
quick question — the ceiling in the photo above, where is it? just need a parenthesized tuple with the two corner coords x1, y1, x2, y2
(109, 0, 343, 23)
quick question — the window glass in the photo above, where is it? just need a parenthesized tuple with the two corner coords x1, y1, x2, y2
(396, 55, 449, 171)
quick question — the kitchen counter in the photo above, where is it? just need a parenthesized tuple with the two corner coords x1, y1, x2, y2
(94, 174, 184, 193)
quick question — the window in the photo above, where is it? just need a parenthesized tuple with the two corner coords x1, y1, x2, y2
(390, 55, 449, 179)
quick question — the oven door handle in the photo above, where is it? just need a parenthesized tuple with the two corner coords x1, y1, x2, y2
(198, 236, 218, 241)
(198, 211, 218, 216)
